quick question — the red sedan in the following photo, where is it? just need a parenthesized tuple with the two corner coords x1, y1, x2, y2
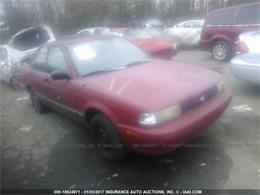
(104, 28, 177, 59)
(21, 36, 232, 161)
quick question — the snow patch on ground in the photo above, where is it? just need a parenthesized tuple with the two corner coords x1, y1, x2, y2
(18, 125, 33, 132)
(16, 96, 29, 101)
(232, 104, 252, 112)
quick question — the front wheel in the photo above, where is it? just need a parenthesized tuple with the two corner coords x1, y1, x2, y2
(212, 41, 232, 62)
(30, 92, 49, 114)
(91, 114, 126, 161)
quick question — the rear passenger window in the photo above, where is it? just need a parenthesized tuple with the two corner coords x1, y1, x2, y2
(207, 8, 236, 25)
(32, 47, 49, 72)
(47, 47, 67, 72)
(236, 5, 260, 25)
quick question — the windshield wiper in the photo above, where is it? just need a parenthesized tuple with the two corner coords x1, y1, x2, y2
(81, 66, 127, 77)
(124, 59, 153, 67)
(81, 60, 152, 77)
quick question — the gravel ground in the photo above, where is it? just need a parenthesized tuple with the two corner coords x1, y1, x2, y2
(1, 49, 259, 191)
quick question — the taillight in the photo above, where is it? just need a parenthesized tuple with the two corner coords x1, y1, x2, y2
(235, 41, 249, 54)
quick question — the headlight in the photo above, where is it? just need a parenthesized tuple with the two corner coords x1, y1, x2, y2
(139, 113, 157, 126)
(216, 79, 225, 93)
(139, 105, 182, 126)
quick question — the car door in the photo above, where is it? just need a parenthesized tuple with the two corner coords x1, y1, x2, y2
(176, 22, 193, 44)
(190, 21, 203, 44)
(28, 46, 51, 96)
(46, 46, 78, 113)
(183, 21, 203, 44)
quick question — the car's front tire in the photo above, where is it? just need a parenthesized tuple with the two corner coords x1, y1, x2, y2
(212, 40, 232, 62)
(30, 92, 49, 114)
(91, 114, 126, 162)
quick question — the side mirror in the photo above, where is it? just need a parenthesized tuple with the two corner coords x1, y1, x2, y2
(51, 69, 70, 80)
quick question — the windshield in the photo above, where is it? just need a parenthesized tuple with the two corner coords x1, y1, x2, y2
(69, 38, 150, 76)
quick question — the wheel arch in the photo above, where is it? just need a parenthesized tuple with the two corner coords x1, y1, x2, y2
(83, 103, 118, 126)
(210, 37, 230, 50)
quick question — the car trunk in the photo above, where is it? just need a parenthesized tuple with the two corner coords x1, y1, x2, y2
(10, 26, 53, 51)
(8, 26, 55, 64)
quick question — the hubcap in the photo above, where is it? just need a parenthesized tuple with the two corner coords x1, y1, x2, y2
(213, 44, 227, 60)
(97, 128, 111, 151)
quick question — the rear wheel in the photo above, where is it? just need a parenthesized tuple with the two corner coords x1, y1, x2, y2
(212, 40, 232, 61)
(91, 114, 126, 161)
(30, 91, 49, 114)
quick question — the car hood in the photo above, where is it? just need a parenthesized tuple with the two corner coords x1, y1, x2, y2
(81, 60, 221, 111)
(131, 38, 172, 53)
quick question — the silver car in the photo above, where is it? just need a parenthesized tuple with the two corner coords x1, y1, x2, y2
(0, 25, 55, 88)
(77, 27, 107, 36)
(166, 19, 204, 47)
(231, 31, 260, 84)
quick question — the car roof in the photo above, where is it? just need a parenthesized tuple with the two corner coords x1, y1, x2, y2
(77, 27, 106, 34)
(129, 19, 165, 25)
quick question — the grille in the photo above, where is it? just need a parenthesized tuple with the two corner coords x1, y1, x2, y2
(181, 86, 217, 113)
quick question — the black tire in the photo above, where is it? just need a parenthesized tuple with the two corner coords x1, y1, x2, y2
(212, 40, 232, 62)
(30, 92, 49, 114)
(9, 75, 20, 90)
(91, 114, 126, 161)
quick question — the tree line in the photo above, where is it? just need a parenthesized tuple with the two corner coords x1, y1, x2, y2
(0, 0, 259, 43)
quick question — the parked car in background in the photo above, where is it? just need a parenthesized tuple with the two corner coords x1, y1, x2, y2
(200, 3, 260, 61)
(102, 28, 177, 59)
(128, 19, 167, 30)
(166, 19, 204, 47)
(21, 36, 232, 161)
(128, 19, 167, 37)
(77, 27, 106, 36)
(0, 25, 55, 88)
(231, 31, 260, 84)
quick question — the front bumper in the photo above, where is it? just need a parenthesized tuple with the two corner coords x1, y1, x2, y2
(153, 48, 177, 59)
(117, 90, 232, 155)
